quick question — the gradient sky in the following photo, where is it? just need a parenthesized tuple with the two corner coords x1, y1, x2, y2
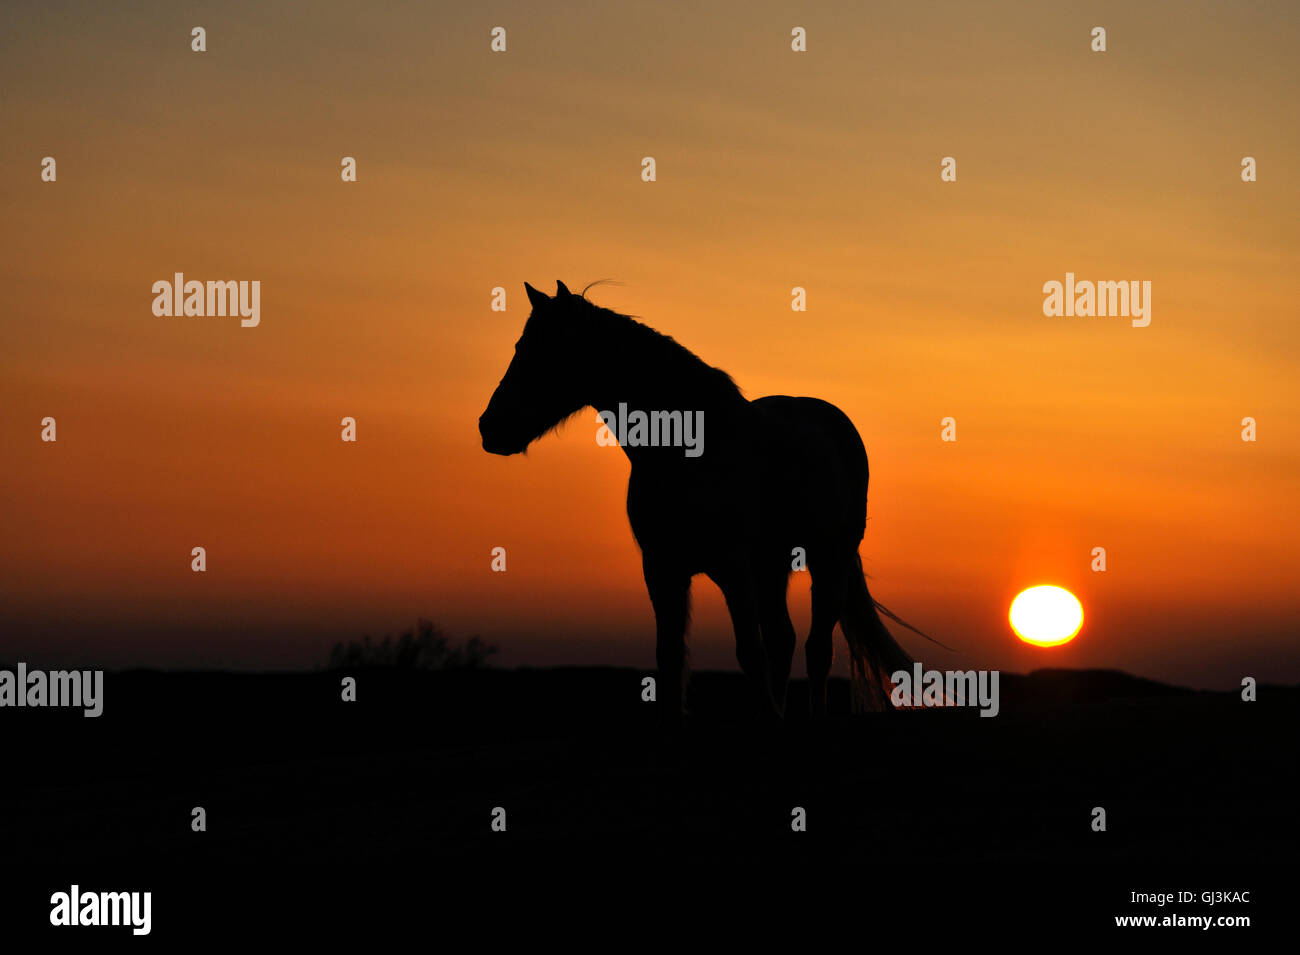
(2, 1, 1297, 687)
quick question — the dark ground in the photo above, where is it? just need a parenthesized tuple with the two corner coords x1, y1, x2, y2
(3, 666, 1293, 940)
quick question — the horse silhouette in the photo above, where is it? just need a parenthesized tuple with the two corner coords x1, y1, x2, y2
(479, 280, 915, 721)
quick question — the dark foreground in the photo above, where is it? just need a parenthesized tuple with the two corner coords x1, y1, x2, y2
(3, 666, 1294, 940)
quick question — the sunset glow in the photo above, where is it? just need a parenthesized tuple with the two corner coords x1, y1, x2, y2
(0, 2, 1296, 691)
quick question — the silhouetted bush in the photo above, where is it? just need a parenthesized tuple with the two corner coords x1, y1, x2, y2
(327, 620, 497, 670)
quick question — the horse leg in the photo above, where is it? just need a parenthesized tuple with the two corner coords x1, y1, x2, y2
(757, 568, 796, 717)
(807, 553, 850, 718)
(643, 555, 691, 725)
(714, 563, 781, 722)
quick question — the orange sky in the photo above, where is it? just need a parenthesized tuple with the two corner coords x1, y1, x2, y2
(2, 1, 1297, 687)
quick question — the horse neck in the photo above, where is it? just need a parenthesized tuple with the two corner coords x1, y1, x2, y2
(586, 362, 743, 423)
(585, 355, 747, 469)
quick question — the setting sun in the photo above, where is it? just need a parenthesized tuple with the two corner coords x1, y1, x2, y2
(1010, 586, 1084, 647)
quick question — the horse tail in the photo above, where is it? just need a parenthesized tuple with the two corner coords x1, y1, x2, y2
(839, 554, 916, 713)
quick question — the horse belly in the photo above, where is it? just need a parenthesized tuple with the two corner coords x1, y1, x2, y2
(626, 470, 760, 569)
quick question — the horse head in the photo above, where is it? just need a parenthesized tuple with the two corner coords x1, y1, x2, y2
(479, 281, 591, 455)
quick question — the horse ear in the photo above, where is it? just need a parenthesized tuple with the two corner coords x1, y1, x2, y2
(524, 282, 549, 309)
(555, 280, 571, 298)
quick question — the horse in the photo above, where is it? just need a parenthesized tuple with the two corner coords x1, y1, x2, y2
(478, 280, 915, 721)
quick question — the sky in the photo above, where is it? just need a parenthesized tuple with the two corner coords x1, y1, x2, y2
(1, 1, 1297, 688)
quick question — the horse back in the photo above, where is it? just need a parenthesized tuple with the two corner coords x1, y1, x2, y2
(624, 395, 870, 566)
(750, 395, 869, 544)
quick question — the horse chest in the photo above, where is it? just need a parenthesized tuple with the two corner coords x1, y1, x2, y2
(625, 465, 759, 551)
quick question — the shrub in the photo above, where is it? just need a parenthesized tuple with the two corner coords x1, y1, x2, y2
(327, 620, 497, 670)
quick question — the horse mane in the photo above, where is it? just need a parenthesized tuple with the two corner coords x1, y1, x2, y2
(566, 291, 744, 402)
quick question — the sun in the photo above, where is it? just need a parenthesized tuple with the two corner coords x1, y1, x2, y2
(1010, 585, 1083, 647)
